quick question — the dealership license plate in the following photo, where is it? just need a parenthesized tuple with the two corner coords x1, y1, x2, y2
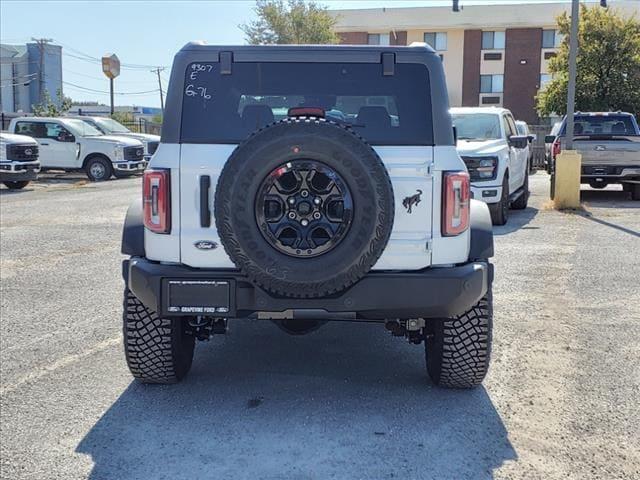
(167, 280, 230, 314)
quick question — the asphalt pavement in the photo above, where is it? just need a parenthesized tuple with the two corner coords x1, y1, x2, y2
(1, 172, 639, 480)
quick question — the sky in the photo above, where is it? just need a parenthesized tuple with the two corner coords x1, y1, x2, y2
(0, 0, 617, 107)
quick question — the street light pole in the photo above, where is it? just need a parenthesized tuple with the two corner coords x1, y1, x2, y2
(565, 0, 580, 150)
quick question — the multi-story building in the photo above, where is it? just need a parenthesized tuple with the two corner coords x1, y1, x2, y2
(333, 1, 639, 124)
(0, 42, 63, 113)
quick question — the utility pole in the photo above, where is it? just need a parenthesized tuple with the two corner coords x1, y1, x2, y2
(565, 0, 580, 150)
(152, 67, 165, 112)
(31, 37, 53, 104)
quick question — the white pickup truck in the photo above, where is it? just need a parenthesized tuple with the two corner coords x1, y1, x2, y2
(8, 117, 147, 181)
(451, 107, 530, 225)
(67, 116, 160, 161)
(0, 132, 41, 189)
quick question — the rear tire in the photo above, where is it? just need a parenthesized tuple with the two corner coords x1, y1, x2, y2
(631, 184, 640, 201)
(3, 181, 30, 190)
(123, 289, 195, 384)
(550, 173, 556, 200)
(85, 156, 112, 182)
(489, 175, 509, 225)
(511, 167, 529, 210)
(425, 289, 493, 389)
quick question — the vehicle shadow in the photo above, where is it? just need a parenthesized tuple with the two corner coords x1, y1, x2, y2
(493, 206, 539, 236)
(580, 188, 639, 209)
(0, 186, 35, 195)
(76, 320, 516, 479)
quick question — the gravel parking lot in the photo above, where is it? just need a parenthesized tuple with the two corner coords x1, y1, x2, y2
(1, 172, 639, 480)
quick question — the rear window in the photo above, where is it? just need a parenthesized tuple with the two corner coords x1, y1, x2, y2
(562, 115, 637, 135)
(180, 62, 433, 145)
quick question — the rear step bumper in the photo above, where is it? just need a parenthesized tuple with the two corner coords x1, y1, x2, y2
(124, 258, 493, 321)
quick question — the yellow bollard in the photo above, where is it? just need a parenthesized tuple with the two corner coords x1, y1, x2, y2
(553, 150, 582, 209)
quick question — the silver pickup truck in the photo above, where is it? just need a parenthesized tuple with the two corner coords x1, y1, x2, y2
(546, 112, 640, 200)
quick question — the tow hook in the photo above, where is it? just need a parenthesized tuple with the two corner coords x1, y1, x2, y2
(385, 319, 427, 344)
(187, 317, 228, 340)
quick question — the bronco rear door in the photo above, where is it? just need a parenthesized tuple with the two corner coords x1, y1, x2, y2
(178, 59, 434, 270)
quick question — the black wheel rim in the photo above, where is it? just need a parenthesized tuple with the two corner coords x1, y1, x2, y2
(255, 160, 353, 258)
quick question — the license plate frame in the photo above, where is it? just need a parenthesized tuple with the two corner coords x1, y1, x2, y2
(166, 279, 232, 315)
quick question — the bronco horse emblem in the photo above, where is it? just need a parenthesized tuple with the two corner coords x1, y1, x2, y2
(402, 189, 422, 213)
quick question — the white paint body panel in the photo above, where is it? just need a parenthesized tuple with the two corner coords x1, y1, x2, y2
(144, 143, 181, 263)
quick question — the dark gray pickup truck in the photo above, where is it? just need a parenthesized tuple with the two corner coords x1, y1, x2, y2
(546, 112, 640, 200)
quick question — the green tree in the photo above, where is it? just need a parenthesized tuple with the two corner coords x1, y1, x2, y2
(241, 0, 339, 45)
(537, 5, 640, 116)
(32, 89, 73, 116)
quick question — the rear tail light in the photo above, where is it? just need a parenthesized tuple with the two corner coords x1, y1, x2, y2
(143, 169, 171, 234)
(552, 138, 561, 159)
(442, 171, 470, 236)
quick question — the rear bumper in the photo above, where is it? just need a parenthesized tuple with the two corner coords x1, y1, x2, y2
(124, 257, 493, 320)
(581, 165, 640, 182)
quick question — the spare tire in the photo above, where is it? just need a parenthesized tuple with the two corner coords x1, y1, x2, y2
(214, 118, 394, 298)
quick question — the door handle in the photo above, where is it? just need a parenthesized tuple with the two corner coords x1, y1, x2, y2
(200, 175, 211, 228)
(40, 142, 49, 146)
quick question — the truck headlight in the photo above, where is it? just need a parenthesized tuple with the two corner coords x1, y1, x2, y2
(462, 156, 498, 181)
(113, 144, 124, 161)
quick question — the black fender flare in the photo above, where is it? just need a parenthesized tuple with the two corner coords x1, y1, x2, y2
(121, 200, 145, 257)
(469, 199, 494, 261)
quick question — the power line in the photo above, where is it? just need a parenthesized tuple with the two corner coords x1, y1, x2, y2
(63, 80, 159, 95)
(60, 45, 167, 70)
(0, 72, 37, 87)
(63, 68, 159, 85)
(0, 78, 35, 87)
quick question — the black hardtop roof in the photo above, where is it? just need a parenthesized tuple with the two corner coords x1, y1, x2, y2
(174, 42, 438, 64)
(179, 42, 436, 54)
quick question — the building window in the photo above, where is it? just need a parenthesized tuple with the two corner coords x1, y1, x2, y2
(542, 29, 563, 48)
(481, 31, 505, 50)
(540, 74, 552, 88)
(368, 33, 390, 45)
(480, 74, 504, 93)
(423, 32, 447, 51)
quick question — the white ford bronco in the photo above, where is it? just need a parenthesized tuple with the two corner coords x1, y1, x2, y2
(451, 107, 530, 225)
(67, 116, 160, 162)
(121, 44, 495, 389)
(0, 132, 41, 189)
(9, 117, 147, 181)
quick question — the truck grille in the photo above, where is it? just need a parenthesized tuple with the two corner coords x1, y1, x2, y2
(147, 141, 159, 155)
(124, 146, 145, 161)
(7, 144, 39, 162)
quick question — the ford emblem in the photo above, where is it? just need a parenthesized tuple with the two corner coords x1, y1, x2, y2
(194, 240, 218, 250)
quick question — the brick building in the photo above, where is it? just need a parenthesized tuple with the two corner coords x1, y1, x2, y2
(333, 1, 639, 124)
